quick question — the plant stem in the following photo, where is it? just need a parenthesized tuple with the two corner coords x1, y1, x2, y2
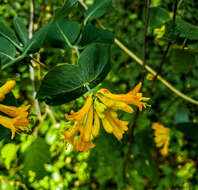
(29, 0, 42, 119)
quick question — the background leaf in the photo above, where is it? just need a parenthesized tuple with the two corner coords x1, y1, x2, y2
(23, 137, 51, 179)
(13, 16, 29, 46)
(45, 18, 80, 49)
(170, 48, 196, 73)
(0, 21, 21, 50)
(23, 24, 50, 54)
(37, 43, 111, 105)
(0, 36, 16, 68)
(78, 24, 114, 47)
(51, 0, 78, 23)
(84, 0, 112, 24)
(149, 7, 170, 28)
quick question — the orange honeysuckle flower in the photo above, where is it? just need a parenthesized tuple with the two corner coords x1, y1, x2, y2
(0, 114, 30, 139)
(0, 104, 31, 118)
(63, 82, 149, 152)
(98, 82, 149, 111)
(0, 80, 16, 101)
(152, 122, 170, 156)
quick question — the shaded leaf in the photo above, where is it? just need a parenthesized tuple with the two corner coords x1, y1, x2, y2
(78, 24, 114, 47)
(37, 43, 111, 105)
(149, 7, 170, 28)
(175, 123, 198, 141)
(174, 107, 189, 124)
(45, 18, 80, 49)
(84, 0, 112, 24)
(23, 24, 50, 54)
(23, 137, 51, 179)
(51, 0, 78, 23)
(13, 16, 29, 46)
(0, 36, 16, 68)
(170, 48, 196, 73)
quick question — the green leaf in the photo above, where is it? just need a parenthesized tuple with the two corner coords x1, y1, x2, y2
(175, 123, 198, 141)
(149, 7, 170, 28)
(170, 48, 196, 73)
(0, 36, 16, 67)
(37, 43, 111, 105)
(0, 20, 21, 51)
(1, 143, 18, 169)
(174, 107, 189, 124)
(84, 0, 112, 24)
(23, 24, 50, 54)
(45, 18, 80, 49)
(13, 16, 29, 46)
(176, 19, 198, 40)
(78, 24, 114, 47)
(51, 0, 78, 23)
(23, 137, 51, 179)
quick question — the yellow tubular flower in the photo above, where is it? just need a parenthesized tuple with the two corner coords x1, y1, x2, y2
(73, 133, 95, 152)
(0, 80, 16, 101)
(64, 82, 149, 152)
(98, 82, 149, 111)
(65, 94, 93, 126)
(83, 105, 94, 142)
(0, 104, 31, 117)
(0, 114, 30, 139)
(152, 122, 170, 156)
(92, 112, 100, 137)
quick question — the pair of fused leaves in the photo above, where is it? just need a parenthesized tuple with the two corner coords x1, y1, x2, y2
(37, 0, 114, 105)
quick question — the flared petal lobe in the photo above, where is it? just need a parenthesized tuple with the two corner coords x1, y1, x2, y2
(98, 82, 149, 111)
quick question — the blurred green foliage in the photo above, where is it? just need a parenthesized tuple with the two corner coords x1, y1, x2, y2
(1, 0, 198, 189)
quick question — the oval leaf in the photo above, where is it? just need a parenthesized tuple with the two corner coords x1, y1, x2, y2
(84, 0, 112, 24)
(37, 43, 111, 105)
(13, 17, 29, 46)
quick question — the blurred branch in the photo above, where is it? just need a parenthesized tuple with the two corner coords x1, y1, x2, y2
(142, 0, 151, 82)
(29, 0, 42, 119)
(150, 0, 178, 91)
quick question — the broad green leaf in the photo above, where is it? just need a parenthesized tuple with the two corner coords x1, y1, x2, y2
(170, 48, 196, 73)
(23, 137, 51, 179)
(175, 123, 198, 141)
(176, 19, 198, 40)
(78, 24, 114, 47)
(1, 143, 18, 169)
(0, 21, 21, 51)
(13, 16, 29, 46)
(51, 0, 78, 23)
(149, 7, 170, 28)
(37, 43, 111, 105)
(84, 0, 112, 24)
(0, 36, 16, 67)
(45, 18, 80, 49)
(23, 24, 50, 54)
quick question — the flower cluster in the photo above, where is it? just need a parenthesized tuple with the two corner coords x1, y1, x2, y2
(0, 80, 32, 139)
(152, 122, 170, 156)
(63, 82, 149, 152)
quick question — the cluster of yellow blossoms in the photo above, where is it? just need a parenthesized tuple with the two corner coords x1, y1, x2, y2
(0, 80, 31, 139)
(63, 82, 149, 152)
(152, 122, 170, 156)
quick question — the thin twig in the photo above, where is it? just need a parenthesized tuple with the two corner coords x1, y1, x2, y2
(150, 0, 179, 91)
(29, 0, 42, 119)
(142, 0, 151, 82)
